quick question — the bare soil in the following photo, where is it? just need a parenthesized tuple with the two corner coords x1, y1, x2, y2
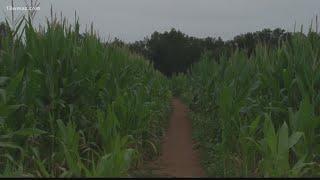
(147, 98, 205, 177)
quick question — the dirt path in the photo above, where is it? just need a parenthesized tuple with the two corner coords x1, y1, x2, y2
(149, 98, 205, 177)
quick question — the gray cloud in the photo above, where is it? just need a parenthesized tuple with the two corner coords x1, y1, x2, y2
(1, 0, 320, 42)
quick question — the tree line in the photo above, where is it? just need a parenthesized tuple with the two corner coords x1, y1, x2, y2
(110, 28, 293, 76)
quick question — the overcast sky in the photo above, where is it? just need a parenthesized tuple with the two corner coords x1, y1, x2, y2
(1, 0, 320, 42)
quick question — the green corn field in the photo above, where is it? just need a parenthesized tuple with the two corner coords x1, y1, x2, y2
(176, 30, 320, 177)
(1, 8, 320, 178)
(0, 17, 172, 177)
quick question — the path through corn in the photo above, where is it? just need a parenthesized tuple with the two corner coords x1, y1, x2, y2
(149, 98, 205, 177)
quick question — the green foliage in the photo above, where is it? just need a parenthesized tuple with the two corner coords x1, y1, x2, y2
(0, 16, 172, 177)
(178, 30, 320, 177)
(170, 73, 189, 97)
(129, 28, 291, 76)
(257, 115, 307, 177)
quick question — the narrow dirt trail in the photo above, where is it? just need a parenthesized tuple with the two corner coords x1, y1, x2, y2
(150, 98, 205, 177)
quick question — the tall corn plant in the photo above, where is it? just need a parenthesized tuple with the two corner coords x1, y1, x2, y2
(0, 13, 172, 177)
(185, 27, 320, 177)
